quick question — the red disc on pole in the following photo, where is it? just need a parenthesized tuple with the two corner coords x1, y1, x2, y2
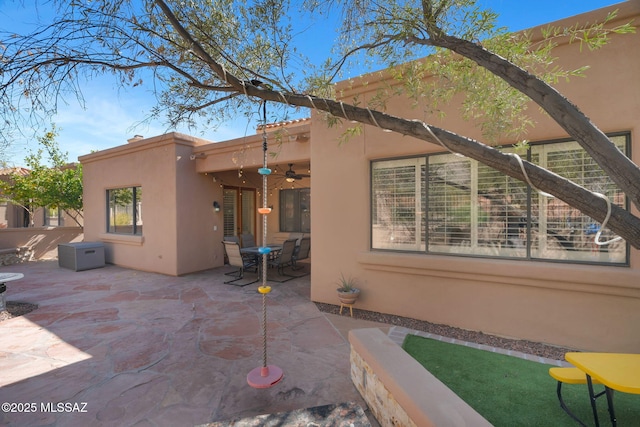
(247, 365, 284, 389)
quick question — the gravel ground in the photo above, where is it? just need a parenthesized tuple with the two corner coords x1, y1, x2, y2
(0, 301, 38, 323)
(315, 302, 575, 361)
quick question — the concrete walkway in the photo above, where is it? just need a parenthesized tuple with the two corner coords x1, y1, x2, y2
(0, 261, 388, 426)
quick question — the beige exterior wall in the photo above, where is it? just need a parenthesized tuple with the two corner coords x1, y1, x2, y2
(0, 226, 83, 259)
(79, 3, 639, 352)
(80, 123, 311, 276)
(193, 119, 311, 246)
(81, 133, 220, 276)
(310, 2, 640, 352)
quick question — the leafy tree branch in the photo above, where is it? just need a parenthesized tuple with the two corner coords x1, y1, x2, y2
(1, 0, 638, 247)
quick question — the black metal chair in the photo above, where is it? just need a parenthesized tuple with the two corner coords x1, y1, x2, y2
(267, 238, 297, 282)
(292, 237, 310, 270)
(222, 241, 258, 286)
(241, 233, 256, 248)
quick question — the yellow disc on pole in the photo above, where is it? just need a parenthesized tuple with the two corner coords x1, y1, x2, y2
(258, 286, 271, 294)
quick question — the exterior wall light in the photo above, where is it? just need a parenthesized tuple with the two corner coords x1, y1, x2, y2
(213, 201, 221, 212)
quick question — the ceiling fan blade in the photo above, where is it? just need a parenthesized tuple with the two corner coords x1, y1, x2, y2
(280, 164, 310, 180)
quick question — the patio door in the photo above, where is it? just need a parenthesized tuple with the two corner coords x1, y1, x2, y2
(223, 187, 256, 238)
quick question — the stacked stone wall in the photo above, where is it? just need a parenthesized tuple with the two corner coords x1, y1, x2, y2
(0, 247, 33, 266)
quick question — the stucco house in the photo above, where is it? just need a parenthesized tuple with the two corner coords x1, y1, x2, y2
(80, 2, 640, 353)
(1, 167, 31, 228)
(1, 166, 83, 229)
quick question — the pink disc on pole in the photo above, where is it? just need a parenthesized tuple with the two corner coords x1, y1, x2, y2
(247, 365, 284, 389)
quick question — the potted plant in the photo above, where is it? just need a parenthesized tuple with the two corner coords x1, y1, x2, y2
(336, 273, 360, 305)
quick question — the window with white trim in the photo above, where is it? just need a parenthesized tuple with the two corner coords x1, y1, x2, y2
(371, 134, 628, 264)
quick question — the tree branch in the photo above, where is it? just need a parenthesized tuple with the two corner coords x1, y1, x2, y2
(424, 31, 640, 211)
(152, 0, 640, 248)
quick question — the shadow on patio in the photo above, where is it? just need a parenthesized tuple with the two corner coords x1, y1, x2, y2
(0, 261, 386, 426)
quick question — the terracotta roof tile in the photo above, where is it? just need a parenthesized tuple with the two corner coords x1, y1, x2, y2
(0, 167, 30, 176)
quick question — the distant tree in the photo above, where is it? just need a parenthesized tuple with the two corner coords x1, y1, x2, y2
(0, 0, 639, 246)
(0, 127, 83, 227)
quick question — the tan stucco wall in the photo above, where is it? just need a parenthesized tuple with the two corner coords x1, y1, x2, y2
(193, 121, 311, 172)
(78, 4, 640, 352)
(81, 133, 220, 276)
(310, 2, 640, 352)
(80, 124, 311, 276)
(193, 121, 312, 246)
(0, 227, 84, 259)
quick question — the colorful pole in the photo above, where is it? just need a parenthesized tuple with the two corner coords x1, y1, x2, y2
(247, 102, 283, 388)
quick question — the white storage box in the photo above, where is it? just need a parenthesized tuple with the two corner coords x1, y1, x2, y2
(58, 242, 105, 271)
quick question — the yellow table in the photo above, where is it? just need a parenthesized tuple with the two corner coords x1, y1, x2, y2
(565, 352, 640, 427)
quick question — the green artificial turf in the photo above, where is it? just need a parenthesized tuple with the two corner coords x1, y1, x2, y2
(402, 334, 640, 426)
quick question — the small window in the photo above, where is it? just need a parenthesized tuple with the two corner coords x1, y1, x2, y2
(107, 187, 143, 235)
(44, 206, 64, 226)
(279, 188, 310, 233)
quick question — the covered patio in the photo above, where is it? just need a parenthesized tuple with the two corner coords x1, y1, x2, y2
(0, 261, 386, 426)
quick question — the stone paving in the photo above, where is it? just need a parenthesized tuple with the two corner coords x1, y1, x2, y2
(0, 261, 385, 426)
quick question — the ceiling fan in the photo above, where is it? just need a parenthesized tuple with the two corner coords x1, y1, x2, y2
(283, 164, 310, 182)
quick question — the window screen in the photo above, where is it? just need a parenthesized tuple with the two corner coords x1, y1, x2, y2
(371, 134, 628, 264)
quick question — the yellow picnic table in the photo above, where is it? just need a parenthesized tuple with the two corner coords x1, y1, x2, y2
(564, 352, 640, 427)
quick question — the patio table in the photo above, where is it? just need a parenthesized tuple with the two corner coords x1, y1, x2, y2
(564, 352, 640, 427)
(240, 244, 283, 260)
(0, 272, 24, 311)
(240, 245, 283, 278)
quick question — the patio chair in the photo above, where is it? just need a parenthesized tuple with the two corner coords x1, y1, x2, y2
(223, 235, 241, 264)
(292, 237, 310, 271)
(267, 238, 297, 282)
(241, 233, 256, 248)
(222, 241, 258, 286)
(223, 235, 240, 244)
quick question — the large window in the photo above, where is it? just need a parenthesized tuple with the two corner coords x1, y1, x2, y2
(371, 134, 628, 264)
(280, 188, 310, 233)
(107, 187, 142, 235)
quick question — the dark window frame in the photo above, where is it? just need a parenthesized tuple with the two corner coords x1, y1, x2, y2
(279, 187, 311, 233)
(106, 186, 143, 235)
(44, 206, 64, 227)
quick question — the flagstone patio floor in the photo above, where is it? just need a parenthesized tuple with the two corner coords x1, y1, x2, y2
(0, 261, 389, 426)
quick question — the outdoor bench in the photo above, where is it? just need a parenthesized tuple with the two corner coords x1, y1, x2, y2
(549, 366, 600, 386)
(0, 247, 21, 256)
(549, 366, 602, 426)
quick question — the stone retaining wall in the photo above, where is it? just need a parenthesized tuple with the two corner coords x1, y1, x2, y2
(349, 328, 492, 427)
(0, 247, 33, 266)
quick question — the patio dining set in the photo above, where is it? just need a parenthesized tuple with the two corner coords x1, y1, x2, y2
(222, 234, 310, 286)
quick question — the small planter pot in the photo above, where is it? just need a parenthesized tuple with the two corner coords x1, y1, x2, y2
(337, 288, 360, 305)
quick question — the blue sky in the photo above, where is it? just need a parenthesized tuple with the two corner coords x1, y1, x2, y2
(0, 0, 622, 166)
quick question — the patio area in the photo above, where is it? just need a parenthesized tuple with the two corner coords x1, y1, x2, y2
(0, 261, 389, 426)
